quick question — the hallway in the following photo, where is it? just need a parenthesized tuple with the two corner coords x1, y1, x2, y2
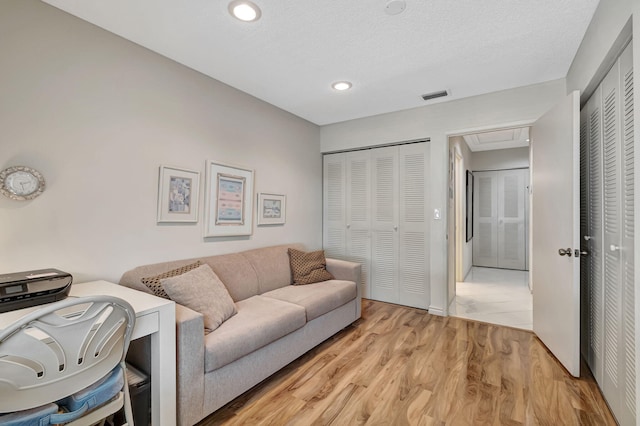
(448, 267, 532, 330)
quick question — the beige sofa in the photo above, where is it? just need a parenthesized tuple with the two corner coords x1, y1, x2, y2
(119, 244, 361, 425)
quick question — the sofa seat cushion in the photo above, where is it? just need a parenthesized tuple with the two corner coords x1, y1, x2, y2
(204, 296, 306, 373)
(261, 280, 357, 321)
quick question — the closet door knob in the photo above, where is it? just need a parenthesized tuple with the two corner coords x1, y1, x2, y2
(394, 225, 398, 231)
(609, 244, 620, 252)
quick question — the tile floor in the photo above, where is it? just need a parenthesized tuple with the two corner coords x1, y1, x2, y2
(448, 266, 533, 330)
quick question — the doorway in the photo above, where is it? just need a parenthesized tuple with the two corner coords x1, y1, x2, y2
(447, 127, 533, 330)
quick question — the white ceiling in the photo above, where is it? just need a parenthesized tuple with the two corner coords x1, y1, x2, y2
(41, 0, 600, 126)
(463, 127, 530, 152)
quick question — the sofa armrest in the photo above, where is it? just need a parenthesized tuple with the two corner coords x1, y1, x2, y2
(175, 304, 205, 426)
(326, 258, 362, 319)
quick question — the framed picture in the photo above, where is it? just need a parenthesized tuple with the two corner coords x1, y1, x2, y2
(157, 165, 200, 223)
(204, 160, 254, 237)
(257, 193, 286, 225)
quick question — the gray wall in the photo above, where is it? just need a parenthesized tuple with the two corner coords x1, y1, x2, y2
(472, 147, 529, 171)
(567, 0, 638, 100)
(321, 79, 566, 315)
(0, 0, 322, 283)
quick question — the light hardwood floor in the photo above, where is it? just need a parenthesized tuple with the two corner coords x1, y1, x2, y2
(197, 300, 615, 425)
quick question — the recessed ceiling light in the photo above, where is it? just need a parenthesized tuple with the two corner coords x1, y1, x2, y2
(229, 0, 261, 22)
(385, 0, 406, 15)
(332, 81, 352, 91)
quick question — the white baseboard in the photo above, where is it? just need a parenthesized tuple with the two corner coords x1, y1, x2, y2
(428, 306, 446, 316)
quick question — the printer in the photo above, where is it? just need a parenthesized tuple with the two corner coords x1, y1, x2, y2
(0, 268, 72, 313)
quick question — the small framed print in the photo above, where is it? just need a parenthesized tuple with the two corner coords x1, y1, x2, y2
(157, 166, 200, 223)
(257, 193, 286, 226)
(204, 160, 254, 237)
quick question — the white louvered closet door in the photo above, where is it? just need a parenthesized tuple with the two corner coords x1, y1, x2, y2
(601, 48, 623, 414)
(586, 85, 604, 384)
(618, 42, 635, 426)
(370, 146, 400, 304)
(473, 171, 498, 267)
(497, 169, 527, 269)
(582, 42, 635, 426)
(579, 106, 591, 360)
(322, 153, 346, 259)
(346, 151, 372, 299)
(398, 143, 430, 309)
(323, 142, 431, 310)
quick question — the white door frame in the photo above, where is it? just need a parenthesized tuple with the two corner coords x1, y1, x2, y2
(455, 151, 465, 282)
(445, 120, 535, 313)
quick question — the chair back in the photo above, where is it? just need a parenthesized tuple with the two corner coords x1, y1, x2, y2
(0, 295, 135, 412)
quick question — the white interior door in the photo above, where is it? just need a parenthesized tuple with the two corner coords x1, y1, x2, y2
(601, 54, 623, 408)
(586, 85, 605, 383)
(370, 146, 399, 303)
(497, 169, 527, 269)
(531, 90, 581, 377)
(323, 153, 346, 259)
(346, 151, 372, 299)
(618, 43, 635, 426)
(398, 143, 430, 309)
(473, 171, 498, 267)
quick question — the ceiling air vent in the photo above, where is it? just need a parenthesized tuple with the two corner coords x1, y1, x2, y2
(421, 90, 448, 101)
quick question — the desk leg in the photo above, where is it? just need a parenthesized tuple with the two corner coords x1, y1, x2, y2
(150, 303, 176, 425)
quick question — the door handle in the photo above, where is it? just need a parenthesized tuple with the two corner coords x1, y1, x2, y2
(609, 244, 620, 252)
(575, 249, 588, 257)
(583, 235, 592, 241)
(558, 248, 572, 256)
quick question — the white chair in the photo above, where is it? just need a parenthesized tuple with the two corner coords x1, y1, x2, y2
(0, 295, 136, 425)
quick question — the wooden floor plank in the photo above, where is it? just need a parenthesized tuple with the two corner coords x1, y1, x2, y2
(197, 300, 616, 426)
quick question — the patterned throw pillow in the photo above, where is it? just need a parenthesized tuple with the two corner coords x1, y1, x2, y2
(288, 248, 334, 285)
(141, 260, 203, 299)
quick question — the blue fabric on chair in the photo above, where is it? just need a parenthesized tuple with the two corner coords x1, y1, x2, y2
(0, 403, 58, 426)
(51, 365, 125, 424)
(0, 367, 125, 426)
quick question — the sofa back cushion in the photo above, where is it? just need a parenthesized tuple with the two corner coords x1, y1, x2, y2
(119, 243, 306, 302)
(119, 254, 259, 302)
(200, 253, 258, 302)
(242, 244, 304, 294)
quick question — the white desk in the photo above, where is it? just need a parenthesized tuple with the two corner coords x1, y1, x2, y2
(0, 280, 176, 426)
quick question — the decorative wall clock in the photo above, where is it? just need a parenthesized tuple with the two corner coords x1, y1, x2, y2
(0, 166, 46, 201)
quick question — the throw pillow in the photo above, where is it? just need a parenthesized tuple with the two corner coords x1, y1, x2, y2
(288, 248, 334, 285)
(160, 264, 237, 331)
(141, 260, 203, 299)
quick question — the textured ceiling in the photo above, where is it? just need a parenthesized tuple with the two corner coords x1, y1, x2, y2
(41, 0, 600, 125)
